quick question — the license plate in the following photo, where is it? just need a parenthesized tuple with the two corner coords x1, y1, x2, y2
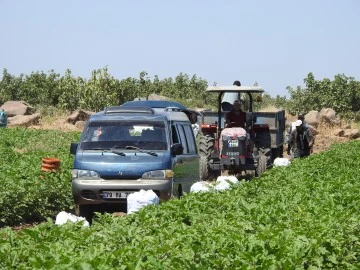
(103, 191, 133, 199)
(226, 152, 239, 156)
(228, 140, 239, 147)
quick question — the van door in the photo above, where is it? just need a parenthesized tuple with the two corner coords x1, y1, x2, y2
(172, 122, 199, 196)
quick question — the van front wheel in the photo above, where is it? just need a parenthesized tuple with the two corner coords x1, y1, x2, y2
(77, 205, 94, 224)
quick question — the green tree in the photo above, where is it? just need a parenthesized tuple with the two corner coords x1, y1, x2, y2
(0, 69, 24, 104)
(19, 70, 60, 106)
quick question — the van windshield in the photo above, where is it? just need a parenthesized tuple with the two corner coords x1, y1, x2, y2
(80, 120, 168, 151)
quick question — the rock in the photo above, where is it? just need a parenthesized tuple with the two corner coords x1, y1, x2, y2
(344, 129, 360, 139)
(334, 129, 345, 137)
(67, 109, 93, 124)
(319, 108, 337, 125)
(0, 101, 35, 116)
(319, 108, 336, 119)
(8, 113, 41, 127)
(305, 111, 319, 128)
(330, 117, 341, 127)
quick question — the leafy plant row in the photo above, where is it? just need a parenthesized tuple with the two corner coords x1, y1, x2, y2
(0, 128, 80, 227)
(1, 140, 359, 269)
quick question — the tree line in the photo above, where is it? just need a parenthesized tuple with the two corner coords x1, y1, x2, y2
(0, 68, 359, 120)
(0, 67, 213, 112)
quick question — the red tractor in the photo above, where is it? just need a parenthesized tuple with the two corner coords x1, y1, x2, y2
(199, 82, 285, 180)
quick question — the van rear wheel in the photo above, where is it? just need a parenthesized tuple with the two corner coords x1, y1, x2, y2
(178, 185, 183, 198)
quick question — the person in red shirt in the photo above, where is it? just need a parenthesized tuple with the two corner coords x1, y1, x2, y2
(225, 100, 246, 128)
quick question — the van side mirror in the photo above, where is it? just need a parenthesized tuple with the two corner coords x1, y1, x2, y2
(70, 143, 78, 155)
(171, 143, 183, 156)
(253, 115, 257, 123)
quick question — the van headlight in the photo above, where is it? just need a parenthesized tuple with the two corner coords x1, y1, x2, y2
(72, 169, 100, 179)
(142, 170, 173, 179)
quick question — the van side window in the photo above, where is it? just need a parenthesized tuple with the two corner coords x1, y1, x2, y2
(171, 125, 179, 144)
(183, 125, 197, 154)
(177, 125, 189, 154)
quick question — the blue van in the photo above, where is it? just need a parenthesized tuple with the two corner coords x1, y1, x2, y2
(70, 101, 200, 220)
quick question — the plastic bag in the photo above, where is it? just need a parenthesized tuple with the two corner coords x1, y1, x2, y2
(127, 189, 159, 214)
(55, 211, 89, 227)
(273, 157, 291, 167)
(190, 181, 211, 193)
(214, 176, 239, 191)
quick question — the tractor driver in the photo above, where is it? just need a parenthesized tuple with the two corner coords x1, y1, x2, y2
(225, 99, 246, 128)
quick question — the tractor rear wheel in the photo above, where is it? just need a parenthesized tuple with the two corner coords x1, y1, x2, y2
(199, 135, 216, 181)
(255, 155, 267, 177)
(199, 135, 215, 157)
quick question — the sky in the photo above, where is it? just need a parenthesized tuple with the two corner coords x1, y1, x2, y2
(0, 0, 359, 98)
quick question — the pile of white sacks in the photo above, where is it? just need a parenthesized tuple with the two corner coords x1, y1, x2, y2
(189, 175, 239, 193)
(126, 175, 242, 214)
(190, 157, 291, 193)
(55, 157, 291, 225)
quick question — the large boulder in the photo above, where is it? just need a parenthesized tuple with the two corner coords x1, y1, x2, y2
(344, 129, 360, 139)
(305, 111, 319, 127)
(67, 109, 93, 124)
(333, 128, 359, 139)
(8, 114, 41, 127)
(319, 108, 340, 126)
(0, 101, 35, 116)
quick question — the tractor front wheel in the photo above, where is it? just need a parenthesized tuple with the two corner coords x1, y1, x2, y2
(199, 155, 211, 181)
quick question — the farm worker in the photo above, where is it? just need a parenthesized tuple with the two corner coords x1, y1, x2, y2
(225, 99, 247, 128)
(285, 113, 315, 154)
(0, 109, 7, 128)
(287, 120, 315, 158)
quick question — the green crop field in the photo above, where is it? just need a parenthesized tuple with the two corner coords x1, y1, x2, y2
(0, 128, 80, 227)
(0, 126, 359, 269)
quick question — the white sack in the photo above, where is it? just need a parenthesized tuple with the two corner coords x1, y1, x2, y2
(274, 157, 291, 167)
(55, 211, 89, 227)
(214, 176, 239, 191)
(127, 189, 159, 214)
(190, 181, 211, 193)
(216, 176, 239, 184)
